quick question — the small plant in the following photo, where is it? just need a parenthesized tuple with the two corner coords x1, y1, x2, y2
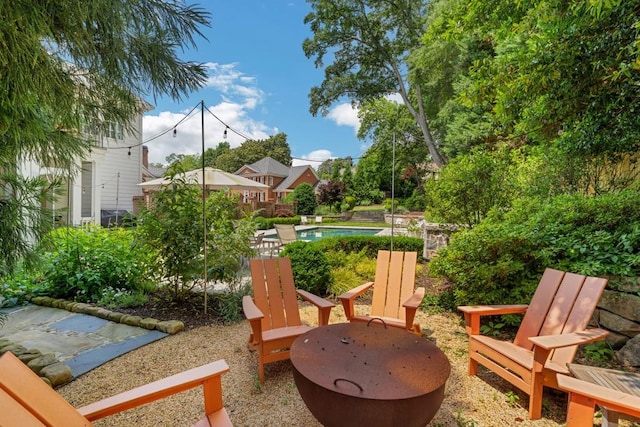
(583, 341, 614, 366)
(454, 411, 478, 427)
(97, 286, 149, 308)
(216, 278, 251, 324)
(480, 320, 505, 337)
(505, 390, 520, 407)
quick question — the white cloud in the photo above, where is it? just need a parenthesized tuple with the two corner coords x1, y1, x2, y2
(143, 63, 274, 165)
(293, 149, 332, 168)
(327, 103, 360, 133)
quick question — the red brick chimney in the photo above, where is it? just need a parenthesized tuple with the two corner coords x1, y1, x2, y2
(142, 145, 149, 168)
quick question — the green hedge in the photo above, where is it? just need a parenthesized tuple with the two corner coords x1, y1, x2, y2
(429, 190, 640, 307)
(314, 235, 424, 258)
(279, 235, 424, 296)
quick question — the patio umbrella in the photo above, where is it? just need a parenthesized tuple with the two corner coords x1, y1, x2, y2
(138, 167, 269, 192)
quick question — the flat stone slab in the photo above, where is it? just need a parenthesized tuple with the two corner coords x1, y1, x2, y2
(0, 304, 168, 379)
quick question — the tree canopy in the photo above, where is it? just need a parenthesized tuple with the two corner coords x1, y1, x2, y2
(0, 1, 211, 274)
(303, 0, 446, 167)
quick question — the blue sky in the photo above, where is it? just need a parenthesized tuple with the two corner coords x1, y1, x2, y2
(142, 1, 363, 167)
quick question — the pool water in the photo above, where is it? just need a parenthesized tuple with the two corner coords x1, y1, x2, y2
(296, 227, 382, 242)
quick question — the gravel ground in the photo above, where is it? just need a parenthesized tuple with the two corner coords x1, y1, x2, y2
(58, 304, 603, 427)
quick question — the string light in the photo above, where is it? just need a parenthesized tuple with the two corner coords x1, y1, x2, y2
(127, 147, 131, 156)
(105, 100, 367, 163)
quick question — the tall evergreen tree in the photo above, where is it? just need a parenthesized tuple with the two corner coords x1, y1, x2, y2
(0, 1, 211, 274)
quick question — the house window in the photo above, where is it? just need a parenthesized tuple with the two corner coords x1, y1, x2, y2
(269, 176, 273, 186)
(106, 122, 124, 140)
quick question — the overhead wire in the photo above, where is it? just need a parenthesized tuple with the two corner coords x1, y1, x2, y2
(106, 100, 367, 163)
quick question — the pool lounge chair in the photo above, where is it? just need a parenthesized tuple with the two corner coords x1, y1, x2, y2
(274, 224, 298, 246)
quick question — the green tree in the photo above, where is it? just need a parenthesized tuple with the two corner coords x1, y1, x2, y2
(138, 176, 255, 297)
(292, 183, 318, 215)
(203, 142, 231, 167)
(304, 0, 446, 167)
(424, 147, 516, 228)
(341, 160, 354, 193)
(416, 0, 640, 161)
(0, 0, 211, 275)
(214, 133, 292, 172)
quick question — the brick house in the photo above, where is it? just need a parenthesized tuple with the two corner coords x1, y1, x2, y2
(235, 157, 320, 203)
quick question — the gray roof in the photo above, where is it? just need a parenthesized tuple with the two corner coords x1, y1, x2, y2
(237, 157, 289, 177)
(273, 165, 305, 191)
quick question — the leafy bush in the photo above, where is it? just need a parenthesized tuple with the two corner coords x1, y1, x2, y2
(325, 249, 377, 296)
(315, 235, 424, 258)
(424, 147, 516, 227)
(341, 196, 357, 212)
(404, 189, 427, 211)
(40, 226, 158, 302)
(280, 242, 333, 295)
(292, 183, 318, 215)
(138, 181, 255, 296)
(430, 190, 640, 306)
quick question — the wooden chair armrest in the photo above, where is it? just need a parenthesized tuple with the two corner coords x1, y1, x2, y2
(457, 304, 529, 316)
(338, 282, 374, 322)
(558, 374, 640, 416)
(403, 287, 426, 309)
(297, 289, 335, 326)
(529, 328, 609, 350)
(296, 289, 335, 309)
(79, 360, 230, 421)
(242, 295, 264, 321)
(459, 304, 529, 335)
(338, 282, 374, 301)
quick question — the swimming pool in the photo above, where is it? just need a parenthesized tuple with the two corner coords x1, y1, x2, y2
(291, 226, 383, 242)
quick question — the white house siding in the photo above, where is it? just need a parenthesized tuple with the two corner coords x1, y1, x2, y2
(99, 125, 143, 213)
(17, 109, 145, 227)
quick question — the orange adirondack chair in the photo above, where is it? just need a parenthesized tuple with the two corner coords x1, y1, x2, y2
(0, 351, 232, 426)
(558, 369, 640, 426)
(338, 250, 425, 335)
(243, 257, 335, 384)
(458, 268, 609, 420)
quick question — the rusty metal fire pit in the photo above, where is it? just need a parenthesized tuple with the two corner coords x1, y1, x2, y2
(290, 321, 451, 427)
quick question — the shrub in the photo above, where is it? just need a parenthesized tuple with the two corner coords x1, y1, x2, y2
(138, 182, 255, 296)
(40, 226, 158, 302)
(325, 249, 377, 296)
(292, 183, 318, 215)
(429, 189, 640, 306)
(280, 242, 333, 295)
(315, 235, 424, 258)
(341, 195, 357, 212)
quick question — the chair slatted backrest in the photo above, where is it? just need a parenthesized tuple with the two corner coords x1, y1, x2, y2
(250, 257, 302, 332)
(513, 268, 607, 362)
(274, 224, 298, 245)
(0, 352, 91, 426)
(370, 250, 417, 321)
